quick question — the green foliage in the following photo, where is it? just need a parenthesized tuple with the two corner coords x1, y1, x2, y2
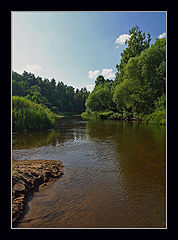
(113, 37, 166, 118)
(12, 71, 90, 114)
(95, 75, 105, 86)
(154, 94, 166, 111)
(85, 82, 115, 112)
(82, 26, 166, 125)
(81, 110, 100, 120)
(99, 111, 114, 119)
(81, 110, 122, 121)
(143, 94, 166, 124)
(109, 112, 123, 120)
(115, 25, 151, 83)
(143, 109, 166, 125)
(12, 96, 61, 131)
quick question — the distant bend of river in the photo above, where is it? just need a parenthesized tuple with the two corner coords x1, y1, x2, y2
(12, 116, 166, 228)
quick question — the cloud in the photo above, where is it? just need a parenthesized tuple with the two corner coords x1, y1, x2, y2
(13, 64, 42, 76)
(88, 68, 115, 81)
(101, 68, 115, 79)
(86, 84, 95, 92)
(88, 70, 100, 79)
(25, 64, 42, 74)
(115, 34, 130, 45)
(13, 67, 24, 75)
(158, 32, 166, 39)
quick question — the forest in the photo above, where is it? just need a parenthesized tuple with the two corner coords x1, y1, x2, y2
(12, 25, 166, 132)
(81, 26, 166, 124)
(12, 71, 90, 114)
(12, 70, 90, 131)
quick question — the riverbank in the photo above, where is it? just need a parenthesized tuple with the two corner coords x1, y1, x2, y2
(81, 110, 166, 125)
(12, 159, 63, 227)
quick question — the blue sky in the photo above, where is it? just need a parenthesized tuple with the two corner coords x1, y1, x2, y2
(12, 11, 166, 91)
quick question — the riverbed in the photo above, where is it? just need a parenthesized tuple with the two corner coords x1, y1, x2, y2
(12, 116, 166, 228)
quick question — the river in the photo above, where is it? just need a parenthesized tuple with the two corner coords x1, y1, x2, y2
(12, 116, 166, 228)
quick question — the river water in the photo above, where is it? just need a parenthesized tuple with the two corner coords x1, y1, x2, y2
(12, 116, 166, 228)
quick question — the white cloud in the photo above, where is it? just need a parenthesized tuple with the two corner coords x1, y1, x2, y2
(101, 68, 115, 79)
(115, 34, 130, 45)
(13, 64, 42, 76)
(88, 69, 100, 79)
(86, 84, 95, 92)
(158, 32, 166, 39)
(88, 68, 115, 81)
(25, 64, 42, 75)
(13, 67, 24, 75)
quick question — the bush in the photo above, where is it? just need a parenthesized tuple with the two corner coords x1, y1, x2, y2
(143, 109, 166, 125)
(143, 94, 166, 125)
(99, 111, 114, 119)
(109, 112, 123, 120)
(81, 110, 115, 120)
(12, 96, 61, 131)
(81, 111, 100, 120)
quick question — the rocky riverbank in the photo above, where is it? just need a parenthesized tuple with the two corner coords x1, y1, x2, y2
(12, 159, 63, 227)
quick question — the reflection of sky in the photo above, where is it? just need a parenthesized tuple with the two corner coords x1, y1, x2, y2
(13, 118, 166, 227)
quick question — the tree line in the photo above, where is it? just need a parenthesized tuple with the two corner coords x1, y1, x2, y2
(12, 66, 90, 131)
(82, 26, 166, 124)
(12, 71, 90, 114)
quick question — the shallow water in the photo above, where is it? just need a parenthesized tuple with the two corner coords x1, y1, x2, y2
(12, 116, 166, 228)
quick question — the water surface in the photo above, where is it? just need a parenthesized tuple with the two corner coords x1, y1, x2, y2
(12, 116, 166, 228)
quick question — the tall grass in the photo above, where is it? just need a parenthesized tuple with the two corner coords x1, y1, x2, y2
(143, 109, 166, 125)
(12, 96, 61, 131)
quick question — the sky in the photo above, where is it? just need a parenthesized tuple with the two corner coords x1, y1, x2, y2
(12, 11, 166, 92)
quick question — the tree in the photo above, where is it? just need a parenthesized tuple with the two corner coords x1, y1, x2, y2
(138, 38, 166, 99)
(12, 71, 92, 114)
(12, 80, 25, 96)
(95, 75, 105, 86)
(86, 83, 115, 112)
(115, 25, 151, 84)
(113, 38, 166, 116)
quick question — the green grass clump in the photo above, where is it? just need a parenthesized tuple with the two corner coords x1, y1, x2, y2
(81, 110, 115, 120)
(12, 96, 62, 131)
(143, 109, 166, 125)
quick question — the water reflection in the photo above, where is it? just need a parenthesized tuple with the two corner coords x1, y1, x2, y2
(12, 117, 87, 150)
(13, 117, 166, 228)
(12, 129, 61, 149)
(86, 120, 166, 227)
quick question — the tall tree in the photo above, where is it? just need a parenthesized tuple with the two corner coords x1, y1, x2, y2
(115, 25, 151, 84)
(95, 75, 105, 86)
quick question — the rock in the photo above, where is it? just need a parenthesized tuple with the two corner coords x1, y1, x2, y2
(12, 159, 63, 227)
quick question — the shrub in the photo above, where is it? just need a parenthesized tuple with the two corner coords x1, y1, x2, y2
(12, 96, 61, 131)
(99, 111, 114, 119)
(143, 109, 166, 125)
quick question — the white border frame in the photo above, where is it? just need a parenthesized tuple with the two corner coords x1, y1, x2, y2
(11, 10, 167, 230)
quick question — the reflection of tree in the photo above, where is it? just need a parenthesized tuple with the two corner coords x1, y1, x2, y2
(12, 129, 61, 149)
(12, 116, 88, 150)
(86, 120, 166, 193)
(86, 120, 166, 226)
(86, 120, 118, 141)
(86, 120, 166, 157)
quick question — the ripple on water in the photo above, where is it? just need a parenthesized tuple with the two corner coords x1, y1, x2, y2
(13, 118, 166, 228)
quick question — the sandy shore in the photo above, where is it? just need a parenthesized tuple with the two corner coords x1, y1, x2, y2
(12, 159, 63, 227)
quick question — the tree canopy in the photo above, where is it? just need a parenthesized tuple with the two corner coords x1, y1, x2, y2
(115, 25, 151, 84)
(12, 71, 90, 114)
(82, 25, 166, 124)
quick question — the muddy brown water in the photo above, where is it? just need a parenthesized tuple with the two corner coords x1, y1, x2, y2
(12, 116, 166, 228)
